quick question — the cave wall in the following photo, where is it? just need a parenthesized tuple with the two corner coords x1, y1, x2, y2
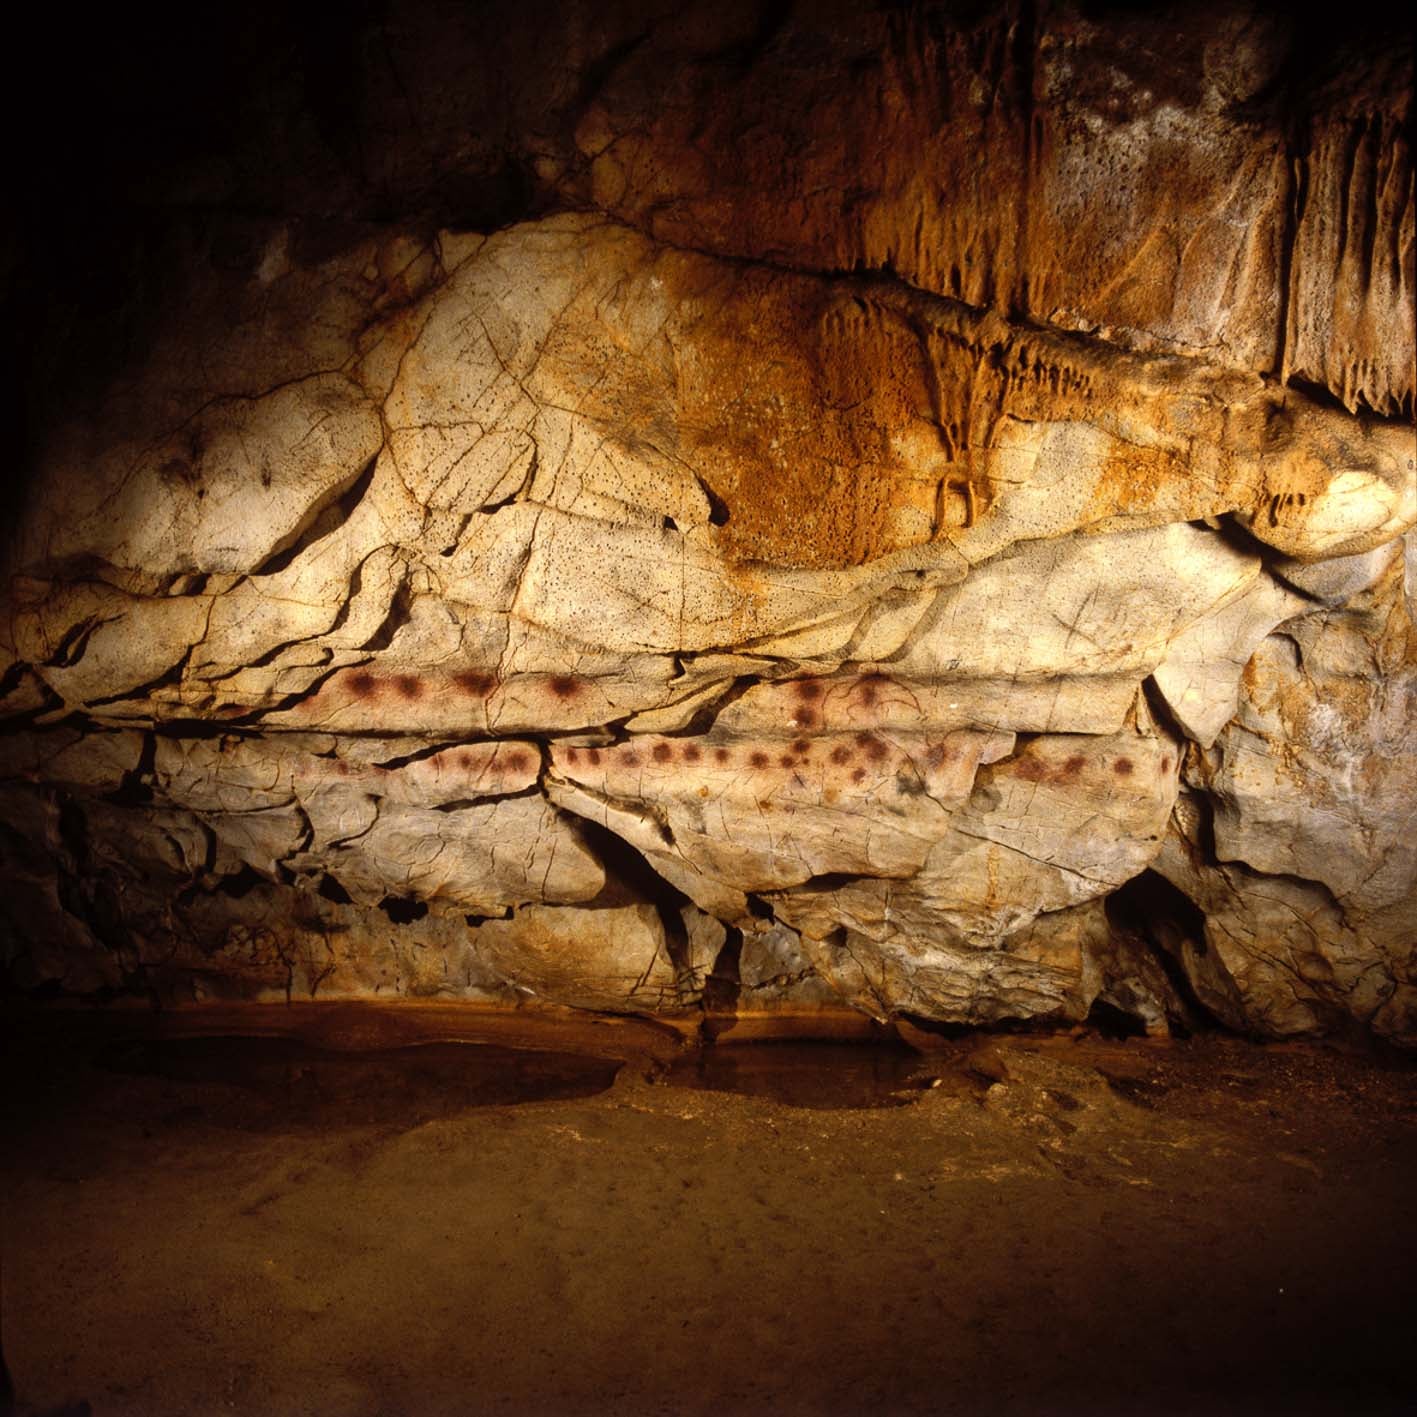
(1, 0, 1413, 1042)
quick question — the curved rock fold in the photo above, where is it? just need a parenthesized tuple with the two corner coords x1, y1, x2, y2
(1, 0, 1412, 1046)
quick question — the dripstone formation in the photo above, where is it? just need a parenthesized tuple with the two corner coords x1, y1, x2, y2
(2, 1, 1413, 1043)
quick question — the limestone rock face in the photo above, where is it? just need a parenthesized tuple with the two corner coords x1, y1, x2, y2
(1152, 556, 1417, 1044)
(2, 1, 1413, 1043)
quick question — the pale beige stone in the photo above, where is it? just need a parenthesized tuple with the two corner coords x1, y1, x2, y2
(1150, 563, 1416, 1043)
(1, 187, 1411, 1038)
(22, 376, 383, 578)
(473, 904, 683, 1013)
(1151, 573, 1308, 747)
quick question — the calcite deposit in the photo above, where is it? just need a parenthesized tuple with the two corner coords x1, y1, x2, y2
(2, 1, 1413, 1043)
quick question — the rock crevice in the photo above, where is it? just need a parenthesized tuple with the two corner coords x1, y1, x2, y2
(2, 0, 1413, 1044)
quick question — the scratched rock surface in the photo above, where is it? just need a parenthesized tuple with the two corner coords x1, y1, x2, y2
(1, 1, 1414, 1042)
(1150, 546, 1417, 1045)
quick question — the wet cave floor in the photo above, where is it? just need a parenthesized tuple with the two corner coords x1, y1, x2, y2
(3, 1006, 1416, 1417)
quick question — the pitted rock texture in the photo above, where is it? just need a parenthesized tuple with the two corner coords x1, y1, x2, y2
(2, 1, 1414, 1043)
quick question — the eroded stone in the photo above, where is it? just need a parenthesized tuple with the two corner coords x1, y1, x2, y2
(1, 4, 1412, 1044)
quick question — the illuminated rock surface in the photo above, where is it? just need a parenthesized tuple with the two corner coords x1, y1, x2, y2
(1, 0, 1413, 1043)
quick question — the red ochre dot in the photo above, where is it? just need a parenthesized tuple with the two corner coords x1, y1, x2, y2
(549, 675, 581, 700)
(349, 671, 379, 698)
(622, 750, 640, 767)
(779, 753, 797, 768)
(683, 744, 701, 763)
(791, 738, 810, 755)
(793, 680, 823, 702)
(851, 766, 867, 783)
(567, 748, 581, 764)
(857, 673, 891, 707)
(1114, 757, 1134, 776)
(453, 670, 495, 697)
(714, 747, 732, 764)
(505, 752, 530, 772)
(1161, 754, 1172, 771)
(652, 742, 673, 763)
(749, 750, 770, 768)
(586, 748, 602, 766)
(394, 674, 422, 701)
(830, 745, 852, 765)
(458, 751, 474, 768)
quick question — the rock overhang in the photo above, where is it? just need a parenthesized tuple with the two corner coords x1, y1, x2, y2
(0, 0, 1413, 1047)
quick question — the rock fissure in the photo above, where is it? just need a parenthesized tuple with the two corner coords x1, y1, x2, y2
(2, 0, 1412, 1043)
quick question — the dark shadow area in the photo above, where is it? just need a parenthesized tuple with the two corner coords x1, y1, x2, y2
(4, 1009, 1415, 1416)
(88, 1034, 618, 1130)
(664, 1039, 937, 1110)
(1105, 867, 1220, 1033)
(1083, 996, 1151, 1038)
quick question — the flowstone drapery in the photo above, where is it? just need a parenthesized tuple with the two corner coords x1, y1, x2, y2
(3, 2, 1413, 1043)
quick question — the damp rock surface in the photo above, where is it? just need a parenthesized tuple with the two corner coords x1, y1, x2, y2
(1, 0, 1414, 1045)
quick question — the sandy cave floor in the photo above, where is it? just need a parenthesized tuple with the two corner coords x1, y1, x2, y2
(3, 1006, 1416, 1417)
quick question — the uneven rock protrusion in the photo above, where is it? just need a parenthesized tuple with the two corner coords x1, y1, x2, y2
(2, 1, 1413, 1044)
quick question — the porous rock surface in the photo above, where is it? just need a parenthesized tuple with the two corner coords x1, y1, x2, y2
(2, 1, 1414, 1042)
